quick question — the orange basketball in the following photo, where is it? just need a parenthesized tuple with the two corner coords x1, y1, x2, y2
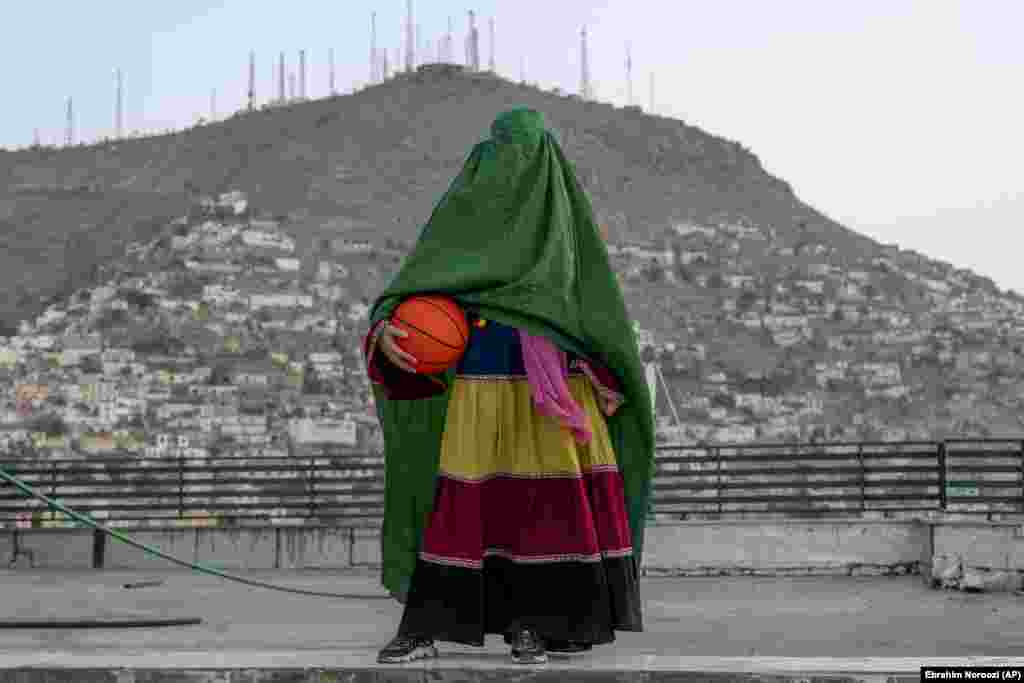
(390, 295, 470, 374)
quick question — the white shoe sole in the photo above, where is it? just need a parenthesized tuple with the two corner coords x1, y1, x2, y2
(511, 651, 548, 664)
(377, 644, 439, 663)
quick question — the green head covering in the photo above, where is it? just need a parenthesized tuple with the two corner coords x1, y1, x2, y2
(368, 107, 655, 601)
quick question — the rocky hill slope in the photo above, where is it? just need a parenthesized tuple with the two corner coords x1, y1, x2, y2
(2, 62, 907, 328)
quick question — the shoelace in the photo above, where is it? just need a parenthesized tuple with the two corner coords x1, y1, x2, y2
(516, 629, 541, 650)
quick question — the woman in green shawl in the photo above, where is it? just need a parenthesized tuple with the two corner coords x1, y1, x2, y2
(362, 108, 655, 665)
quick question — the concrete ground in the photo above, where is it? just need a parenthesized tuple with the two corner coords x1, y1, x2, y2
(0, 568, 1023, 682)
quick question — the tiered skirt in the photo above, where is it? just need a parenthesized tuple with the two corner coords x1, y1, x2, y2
(396, 317, 642, 647)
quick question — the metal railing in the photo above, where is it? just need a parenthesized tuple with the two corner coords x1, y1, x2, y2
(1, 438, 1022, 530)
(651, 438, 1023, 518)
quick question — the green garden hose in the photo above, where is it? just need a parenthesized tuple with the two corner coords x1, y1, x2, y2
(0, 466, 391, 601)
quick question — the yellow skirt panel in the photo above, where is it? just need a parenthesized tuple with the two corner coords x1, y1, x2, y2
(439, 374, 618, 481)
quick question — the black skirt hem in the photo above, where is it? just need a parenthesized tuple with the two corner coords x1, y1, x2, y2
(396, 554, 643, 647)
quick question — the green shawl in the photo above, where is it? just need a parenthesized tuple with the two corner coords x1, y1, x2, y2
(367, 108, 654, 601)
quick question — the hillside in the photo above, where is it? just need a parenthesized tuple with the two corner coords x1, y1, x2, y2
(6, 63, 1024, 444)
(3, 62, 896, 330)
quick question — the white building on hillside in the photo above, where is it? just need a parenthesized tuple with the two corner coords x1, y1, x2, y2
(241, 230, 295, 252)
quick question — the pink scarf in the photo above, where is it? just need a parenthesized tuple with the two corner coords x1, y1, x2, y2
(518, 329, 593, 445)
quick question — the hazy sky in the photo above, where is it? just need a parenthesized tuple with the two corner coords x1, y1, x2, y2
(4, 1, 1022, 292)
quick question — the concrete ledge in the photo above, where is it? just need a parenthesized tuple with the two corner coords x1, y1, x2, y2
(642, 520, 928, 574)
(0, 668, 924, 683)
(276, 526, 352, 569)
(931, 521, 1024, 568)
(4, 654, 1024, 682)
(105, 529, 202, 570)
(9, 653, 1024, 682)
(1, 528, 94, 569)
(5, 519, 1024, 578)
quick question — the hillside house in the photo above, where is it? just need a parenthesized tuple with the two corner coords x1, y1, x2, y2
(855, 362, 902, 385)
(794, 280, 825, 294)
(35, 308, 67, 328)
(189, 385, 238, 402)
(764, 314, 808, 331)
(719, 223, 763, 240)
(218, 190, 248, 215)
(673, 223, 717, 239)
(847, 271, 871, 284)
(15, 384, 49, 402)
(232, 361, 275, 386)
(334, 239, 373, 254)
(59, 335, 102, 365)
(734, 393, 782, 417)
(248, 218, 280, 231)
(722, 273, 756, 290)
(25, 335, 56, 351)
(317, 261, 348, 281)
(923, 278, 952, 295)
(186, 260, 243, 275)
(815, 361, 849, 387)
(348, 302, 369, 321)
(202, 284, 242, 305)
(715, 424, 757, 442)
(288, 418, 357, 446)
(678, 250, 709, 265)
(0, 347, 17, 368)
(249, 292, 314, 309)
(241, 230, 295, 252)
(772, 329, 806, 347)
(614, 242, 674, 267)
(172, 233, 199, 250)
(310, 283, 346, 302)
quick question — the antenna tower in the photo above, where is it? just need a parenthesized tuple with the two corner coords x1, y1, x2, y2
(65, 97, 73, 146)
(371, 12, 378, 83)
(625, 43, 632, 106)
(466, 10, 479, 71)
(289, 73, 295, 102)
(248, 50, 255, 111)
(299, 50, 306, 99)
(211, 88, 217, 121)
(115, 68, 123, 139)
(488, 17, 495, 71)
(417, 24, 423, 67)
(33, 128, 40, 148)
(329, 47, 336, 95)
(580, 26, 591, 100)
(278, 52, 285, 103)
(445, 16, 453, 62)
(405, 0, 414, 72)
(649, 71, 654, 113)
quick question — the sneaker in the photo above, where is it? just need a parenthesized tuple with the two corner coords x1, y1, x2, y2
(510, 628, 547, 664)
(546, 639, 593, 654)
(376, 634, 438, 664)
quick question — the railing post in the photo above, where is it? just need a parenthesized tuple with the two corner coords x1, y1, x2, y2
(308, 454, 317, 522)
(857, 443, 865, 514)
(937, 440, 947, 511)
(177, 452, 184, 520)
(715, 445, 722, 515)
(51, 460, 59, 527)
(1019, 440, 1024, 515)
